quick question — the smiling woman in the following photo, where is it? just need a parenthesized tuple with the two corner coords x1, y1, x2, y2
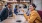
(22, 3, 42, 23)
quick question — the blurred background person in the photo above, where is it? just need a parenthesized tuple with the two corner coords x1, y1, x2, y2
(0, 4, 12, 21)
(14, 5, 18, 15)
(22, 3, 42, 23)
(0, 8, 3, 22)
(7, 4, 12, 17)
(0, 8, 3, 16)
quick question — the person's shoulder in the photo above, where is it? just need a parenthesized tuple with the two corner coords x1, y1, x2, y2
(33, 10, 37, 13)
(31, 10, 38, 14)
(3, 8, 7, 9)
(14, 8, 16, 9)
(3, 8, 8, 10)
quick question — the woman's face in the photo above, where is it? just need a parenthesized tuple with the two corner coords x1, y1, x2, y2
(29, 5, 34, 11)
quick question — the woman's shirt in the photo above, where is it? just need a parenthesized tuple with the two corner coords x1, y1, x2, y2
(24, 10, 42, 23)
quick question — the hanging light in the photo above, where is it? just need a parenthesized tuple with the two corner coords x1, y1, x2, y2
(17, 0, 20, 2)
(0, 3, 1, 5)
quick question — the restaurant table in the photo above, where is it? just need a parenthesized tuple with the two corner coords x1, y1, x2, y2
(2, 15, 28, 23)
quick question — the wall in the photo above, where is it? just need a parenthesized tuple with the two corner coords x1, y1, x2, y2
(41, 0, 42, 10)
(33, 0, 42, 10)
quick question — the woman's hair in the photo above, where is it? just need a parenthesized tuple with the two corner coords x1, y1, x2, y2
(30, 3, 36, 10)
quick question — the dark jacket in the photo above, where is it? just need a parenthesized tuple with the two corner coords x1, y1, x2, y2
(0, 7, 12, 21)
(1, 8, 8, 20)
(14, 8, 18, 15)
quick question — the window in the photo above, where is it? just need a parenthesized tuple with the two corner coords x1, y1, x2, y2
(20, 0, 30, 2)
(24, 4, 27, 8)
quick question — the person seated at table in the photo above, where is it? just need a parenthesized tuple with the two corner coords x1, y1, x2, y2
(0, 4, 12, 21)
(14, 5, 18, 15)
(22, 3, 42, 23)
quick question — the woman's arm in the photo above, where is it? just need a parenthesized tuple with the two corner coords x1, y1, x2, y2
(28, 12, 38, 23)
(22, 9, 29, 21)
(24, 13, 29, 21)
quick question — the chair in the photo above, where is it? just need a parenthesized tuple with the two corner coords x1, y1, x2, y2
(37, 10, 42, 19)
